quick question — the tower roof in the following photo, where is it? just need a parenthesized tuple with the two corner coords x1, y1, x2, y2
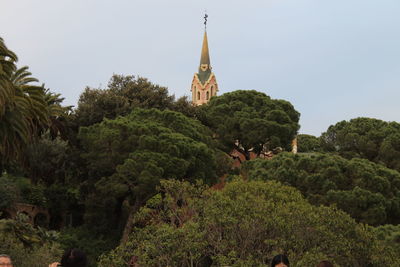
(191, 13, 218, 106)
(197, 30, 212, 84)
(200, 31, 210, 66)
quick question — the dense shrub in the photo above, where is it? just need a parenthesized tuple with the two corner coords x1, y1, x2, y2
(0, 215, 61, 266)
(98, 179, 398, 267)
(297, 134, 322, 152)
(321, 117, 400, 171)
(244, 152, 400, 225)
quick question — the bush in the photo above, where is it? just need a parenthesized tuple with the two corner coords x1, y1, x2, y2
(0, 216, 62, 266)
(0, 174, 19, 209)
(59, 226, 120, 267)
(373, 224, 400, 255)
(99, 179, 398, 266)
(244, 152, 400, 225)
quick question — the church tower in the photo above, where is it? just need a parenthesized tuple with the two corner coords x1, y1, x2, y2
(191, 14, 218, 105)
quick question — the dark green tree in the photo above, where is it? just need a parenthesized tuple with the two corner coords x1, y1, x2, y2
(171, 95, 197, 118)
(0, 174, 19, 209)
(99, 179, 398, 267)
(42, 88, 73, 139)
(75, 74, 175, 127)
(198, 90, 300, 159)
(1, 38, 71, 170)
(25, 136, 69, 185)
(0, 37, 17, 115)
(244, 152, 400, 225)
(0, 43, 48, 165)
(0, 213, 62, 266)
(78, 108, 222, 237)
(320, 117, 400, 171)
(373, 224, 400, 256)
(297, 134, 322, 152)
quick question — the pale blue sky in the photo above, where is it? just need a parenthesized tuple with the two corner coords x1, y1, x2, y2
(1, 0, 399, 135)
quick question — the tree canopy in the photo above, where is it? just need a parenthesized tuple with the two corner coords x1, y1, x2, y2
(4, 35, 400, 267)
(243, 152, 400, 225)
(0, 60, 47, 163)
(78, 108, 223, 233)
(0, 214, 62, 267)
(0, 174, 19, 209)
(297, 134, 322, 153)
(0, 37, 17, 112)
(373, 224, 400, 256)
(198, 90, 300, 159)
(75, 74, 180, 127)
(321, 117, 400, 171)
(99, 179, 398, 267)
(0, 38, 71, 168)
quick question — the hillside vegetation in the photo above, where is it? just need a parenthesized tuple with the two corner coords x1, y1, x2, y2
(1, 36, 399, 266)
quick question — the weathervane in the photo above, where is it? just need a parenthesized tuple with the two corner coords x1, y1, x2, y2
(204, 11, 208, 30)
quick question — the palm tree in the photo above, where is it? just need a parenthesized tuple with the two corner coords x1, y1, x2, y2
(0, 37, 20, 163)
(43, 88, 73, 138)
(0, 37, 17, 116)
(10, 66, 49, 128)
(0, 38, 49, 165)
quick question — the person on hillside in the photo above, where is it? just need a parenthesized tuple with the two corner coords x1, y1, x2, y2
(317, 260, 334, 267)
(0, 255, 13, 267)
(48, 248, 87, 267)
(270, 254, 290, 267)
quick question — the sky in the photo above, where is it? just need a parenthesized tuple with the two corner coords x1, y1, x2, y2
(1, 0, 399, 136)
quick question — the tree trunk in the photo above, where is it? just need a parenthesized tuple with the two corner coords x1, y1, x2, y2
(234, 144, 250, 161)
(120, 198, 142, 243)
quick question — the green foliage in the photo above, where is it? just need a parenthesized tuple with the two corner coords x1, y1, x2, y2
(74, 74, 199, 128)
(78, 108, 222, 232)
(43, 182, 82, 230)
(1, 37, 71, 170)
(1, 213, 57, 245)
(42, 88, 73, 139)
(0, 174, 49, 208)
(243, 152, 400, 225)
(0, 215, 61, 267)
(75, 74, 175, 127)
(0, 64, 47, 164)
(0, 235, 61, 267)
(13, 176, 47, 207)
(79, 108, 217, 180)
(373, 224, 400, 255)
(297, 134, 322, 152)
(59, 226, 120, 267)
(0, 174, 19, 209)
(0, 37, 18, 112)
(25, 135, 69, 185)
(321, 117, 400, 171)
(198, 90, 300, 158)
(172, 95, 198, 118)
(99, 179, 398, 267)
(6, 35, 400, 267)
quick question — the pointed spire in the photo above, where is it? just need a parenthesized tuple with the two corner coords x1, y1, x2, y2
(200, 31, 210, 66)
(196, 12, 213, 85)
(190, 11, 218, 106)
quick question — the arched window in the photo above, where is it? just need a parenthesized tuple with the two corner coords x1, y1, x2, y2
(211, 86, 214, 96)
(206, 91, 209, 100)
(197, 92, 200, 100)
